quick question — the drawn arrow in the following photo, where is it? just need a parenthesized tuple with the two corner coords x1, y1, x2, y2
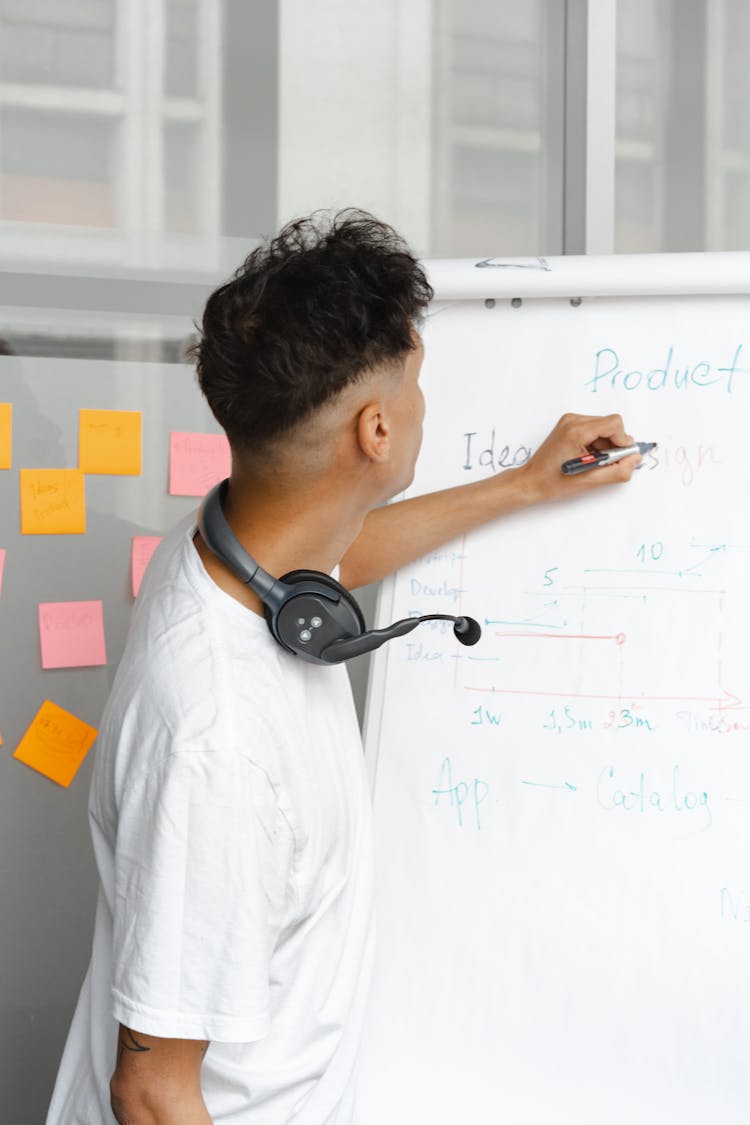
(521, 780, 577, 792)
(466, 685, 743, 706)
(711, 689, 745, 711)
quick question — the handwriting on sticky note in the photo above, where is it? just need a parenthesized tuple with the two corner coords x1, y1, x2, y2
(0, 548, 5, 597)
(131, 536, 163, 597)
(79, 408, 142, 475)
(0, 403, 11, 469)
(20, 469, 86, 534)
(14, 700, 97, 788)
(169, 431, 231, 496)
(38, 600, 107, 669)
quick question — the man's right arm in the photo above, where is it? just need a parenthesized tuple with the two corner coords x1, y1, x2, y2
(109, 1024, 212, 1124)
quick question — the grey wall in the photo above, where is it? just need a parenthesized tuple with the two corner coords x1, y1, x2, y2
(0, 354, 232, 1117)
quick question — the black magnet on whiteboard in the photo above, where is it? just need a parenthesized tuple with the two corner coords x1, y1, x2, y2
(484, 298, 496, 309)
(570, 297, 583, 307)
(511, 297, 522, 308)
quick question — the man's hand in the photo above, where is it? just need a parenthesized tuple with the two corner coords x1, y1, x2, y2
(516, 412, 642, 506)
(340, 412, 643, 590)
(110, 1025, 211, 1124)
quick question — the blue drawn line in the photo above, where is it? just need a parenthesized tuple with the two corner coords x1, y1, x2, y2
(681, 556, 713, 575)
(522, 780, 577, 792)
(583, 568, 703, 578)
(525, 589, 646, 601)
(691, 542, 750, 551)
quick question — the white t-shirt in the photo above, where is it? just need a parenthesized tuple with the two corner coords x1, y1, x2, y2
(46, 514, 375, 1124)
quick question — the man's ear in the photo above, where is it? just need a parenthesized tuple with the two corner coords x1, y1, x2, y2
(356, 401, 391, 463)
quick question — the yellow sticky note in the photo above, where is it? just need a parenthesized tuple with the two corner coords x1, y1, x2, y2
(20, 469, 86, 534)
(14, 700, 97, 788)
(0, 403, 11, 469)
(79, 409, 142, 475)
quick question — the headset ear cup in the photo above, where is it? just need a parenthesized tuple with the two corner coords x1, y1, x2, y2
(279, 569, 367, 633)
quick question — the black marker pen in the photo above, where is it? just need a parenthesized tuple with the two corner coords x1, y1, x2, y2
(561, 441, 657, 476)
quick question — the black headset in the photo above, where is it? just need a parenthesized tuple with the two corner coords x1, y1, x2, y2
(197, 479, 482, 665)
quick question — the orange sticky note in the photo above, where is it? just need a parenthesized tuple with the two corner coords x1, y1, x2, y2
(131, 535, 163, 597)
(20, 469, 86, 534)
(14, 700, 97, 788)
(169, 431, 231, 496)
(38, 600, 107, 669)
(0, 403, 11, 469)
(79, 409, 142, 475)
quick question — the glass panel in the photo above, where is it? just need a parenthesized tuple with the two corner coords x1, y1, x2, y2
(435, 0, 563, 256)
(614, 0, 668, 252)
(0, 0, 569, 261)
(0, 109, 119, 226)
(724, 171, 750, 248)
(164, 0, 199, 99)
(723, 0, 750, 151)
(278, 0, 565, 258)
(163, 121, 201, 233)
(616, 0, 750, 251)
(0, 0, 117, 88)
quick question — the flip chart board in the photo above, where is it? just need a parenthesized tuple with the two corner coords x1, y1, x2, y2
(358, 256, 750, 1124)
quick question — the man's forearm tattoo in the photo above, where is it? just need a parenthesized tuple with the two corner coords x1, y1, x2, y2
(118, 1027, 150, 1065)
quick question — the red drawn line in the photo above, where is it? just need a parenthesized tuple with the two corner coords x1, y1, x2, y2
(718, 591, 726, 698)
(455, 532, 467, 692)
(464, 684, 741, 707)
(495, 631, 625, 643)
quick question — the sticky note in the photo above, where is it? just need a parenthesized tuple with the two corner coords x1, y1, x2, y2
(38, 600, 107, 669)
(0, 549, 5, 597)
(131, 535, 163, 597)
(169, 431, 231, 497)
(14, 700, 97, 788)
(20, 469, 86, 534)
(0, 403, 11, 469)
(79, 408, 142, 475)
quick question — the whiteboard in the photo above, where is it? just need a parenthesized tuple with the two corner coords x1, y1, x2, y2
(358, 263, 750, 1123)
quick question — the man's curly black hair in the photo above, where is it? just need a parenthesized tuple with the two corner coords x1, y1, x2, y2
(190, 209, 433, 453)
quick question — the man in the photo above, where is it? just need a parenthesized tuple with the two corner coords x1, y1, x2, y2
(46, 211, 640, 1124)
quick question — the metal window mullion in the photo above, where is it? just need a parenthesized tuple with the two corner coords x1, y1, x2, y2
(705, 0, 726, 249)
(143, 0, 166, 239)
(119, 0, 147, 244)
(197, 0, 222, 243)
(563, 0, 617, 254)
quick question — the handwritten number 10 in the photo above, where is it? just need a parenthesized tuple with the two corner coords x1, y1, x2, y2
(636, 541, 663, 563)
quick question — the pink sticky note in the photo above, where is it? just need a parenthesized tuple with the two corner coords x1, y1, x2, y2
(38, 600, 107, 669)
(131, 536, 163, 597)
(169, 431, 231, 497)
(0, 549, 5, 597)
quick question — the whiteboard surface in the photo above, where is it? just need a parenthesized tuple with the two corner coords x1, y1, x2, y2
(358, 293, 750, 1123)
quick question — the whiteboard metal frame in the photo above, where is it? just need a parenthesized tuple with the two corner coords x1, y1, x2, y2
(424, 250, 750, 300)
(362, 572, 398, 791)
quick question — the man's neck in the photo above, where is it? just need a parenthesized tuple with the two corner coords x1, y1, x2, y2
(193, 471, 373, 617)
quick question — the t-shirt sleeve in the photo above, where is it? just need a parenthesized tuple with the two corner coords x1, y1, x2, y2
(110, 746, 294, 1042)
